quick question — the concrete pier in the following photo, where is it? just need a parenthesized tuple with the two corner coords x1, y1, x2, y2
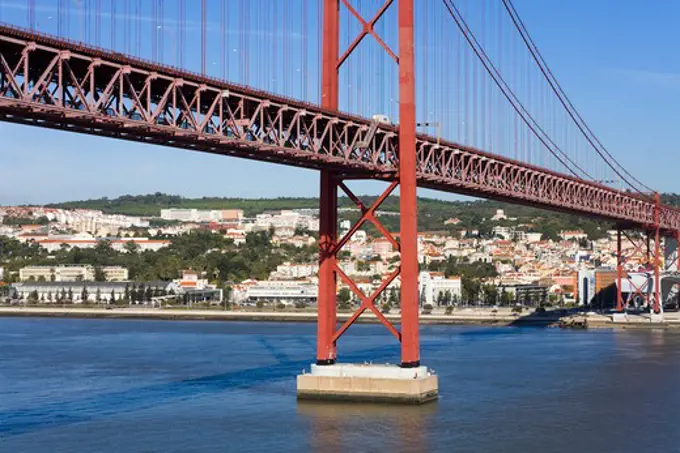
(297, 363, 438, 404)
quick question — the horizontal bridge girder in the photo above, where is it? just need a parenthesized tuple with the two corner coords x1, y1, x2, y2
(1, 24, 679, 232)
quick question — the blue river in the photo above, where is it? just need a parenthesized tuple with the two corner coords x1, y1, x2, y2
(1, 317, 680, 452)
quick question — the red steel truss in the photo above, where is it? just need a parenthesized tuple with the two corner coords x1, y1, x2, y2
(616, 194, 663, 313)
(331, 181, 402, 344)
(1, 24, 679, 232)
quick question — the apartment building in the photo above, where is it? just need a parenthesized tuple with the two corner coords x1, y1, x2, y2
(19, 265, 129, 282)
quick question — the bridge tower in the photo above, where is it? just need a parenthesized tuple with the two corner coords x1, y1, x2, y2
(615, 193, 677, 317)
(297, 0, 438, 404)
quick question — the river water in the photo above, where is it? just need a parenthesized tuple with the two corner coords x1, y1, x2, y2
(1, 318, 680, 452)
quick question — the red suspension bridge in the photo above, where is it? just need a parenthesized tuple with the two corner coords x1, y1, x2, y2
(0, 0, 678, 378)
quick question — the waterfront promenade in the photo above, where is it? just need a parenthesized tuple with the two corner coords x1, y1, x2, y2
(1, 306, 678, 328)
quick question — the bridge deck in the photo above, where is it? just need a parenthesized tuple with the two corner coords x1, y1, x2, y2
(1, 24, 678, 232)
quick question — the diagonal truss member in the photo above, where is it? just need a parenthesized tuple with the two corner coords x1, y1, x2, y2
(331, 181, 402, 343)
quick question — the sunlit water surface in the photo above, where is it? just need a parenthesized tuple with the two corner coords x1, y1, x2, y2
(1, 318, 680, 452)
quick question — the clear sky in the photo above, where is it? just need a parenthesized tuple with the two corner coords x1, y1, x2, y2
(0, 0, 678, 205)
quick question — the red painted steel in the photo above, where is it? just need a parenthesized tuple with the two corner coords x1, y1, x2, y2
(616, 229, 623, 312)
(397, 0, 420, 367)
(1, 25, 678, 233)
(316, 0, 340, 365)
(330, 182, 402, 343)
(654, 193, 661, 313)
(0, 25, 679, 232)
(314, 0, 422, 364)
(615, 220, 662, 313)
(317, 170, 338, 364)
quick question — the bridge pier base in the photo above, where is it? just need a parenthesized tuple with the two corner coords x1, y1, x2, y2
(297, 363, 438, 404)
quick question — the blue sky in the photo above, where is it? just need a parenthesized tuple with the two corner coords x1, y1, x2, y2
(0, 0, 678, 205)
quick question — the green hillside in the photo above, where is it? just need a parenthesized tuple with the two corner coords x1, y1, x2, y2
(43, 191, 661, 240)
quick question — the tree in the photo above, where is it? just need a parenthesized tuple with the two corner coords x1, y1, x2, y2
(388, 287, 399, 307)
(95, 288, 102, 303)
(136, 284, 145, 303)
(338, 287, 351, 305)
(125, 241, 139, 254)
(482, 285, 498, 306)
(28, 290, 39, 302)
(94, 266, 107, 282)
(462, 277, 480, 304)
(501, 289, 512, 306)
(81, 286, 89, 303)
(47, 291, 53, 302)
(123, 284, 130, 303)
(145, 286, 154, 302)
(110, 289, 116, 303)
(67, 287, 73, 302)
(443, 290, 452, 306)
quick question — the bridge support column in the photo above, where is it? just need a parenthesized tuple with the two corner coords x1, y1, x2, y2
(398, 0, 420, 369)
(315, 0, 340, 366)
(316, 170, 338, 365)
(298, 0, 436, 404)
(616, 229, 623, 312)
(653, 193, 661, 314)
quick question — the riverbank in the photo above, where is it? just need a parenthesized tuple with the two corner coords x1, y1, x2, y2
(2, 306, 679, 328)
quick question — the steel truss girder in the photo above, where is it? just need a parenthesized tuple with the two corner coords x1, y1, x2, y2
(1, 24, 680, 231)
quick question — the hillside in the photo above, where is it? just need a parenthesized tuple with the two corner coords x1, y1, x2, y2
(44, 192, 655, 240)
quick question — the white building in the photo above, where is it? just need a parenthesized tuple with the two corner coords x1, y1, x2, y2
(270, 262, 319, 280)
(560, 230, 588, 241)
(12, 281, 168, 303)
(492, 226, 512, 240)
(491, 209, 507, 221)
(19, 265, 129, 282)
(419, 271, 462, 306)
(253, 210, 319, 232)
(516, 232, 543, 243)
(166, 270, 223, 303)
(36, 237, 170, 253)
(161, 209, 243, 223)
(246, 280, 317, 303)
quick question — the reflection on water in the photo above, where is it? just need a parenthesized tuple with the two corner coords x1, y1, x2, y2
(2, 318, 680, 452)
(299, 401, 437, 453)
